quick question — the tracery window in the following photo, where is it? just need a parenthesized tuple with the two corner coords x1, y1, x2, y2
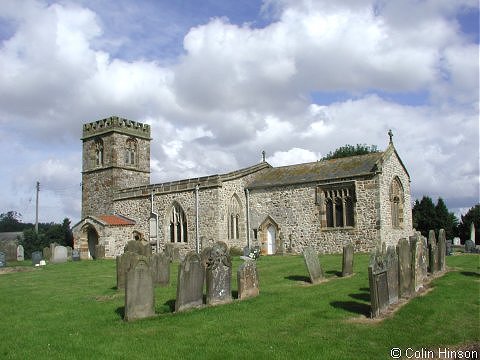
(228, 194, 241, 240)
(317, 183, 356, 228)
(125, 138, 137, 166)
(390, 177, 404, 228)
(169, 203, 187, 243)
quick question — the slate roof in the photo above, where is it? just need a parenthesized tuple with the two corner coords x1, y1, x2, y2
(247, 152, 384, 189)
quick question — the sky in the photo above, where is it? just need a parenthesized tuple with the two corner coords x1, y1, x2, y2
(0, 0, 478, 225)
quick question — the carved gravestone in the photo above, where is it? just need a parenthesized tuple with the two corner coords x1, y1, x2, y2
(16, 245, 24, 261)
(368, 252, 389, 318)
(303, 246, 324, 284)
(43, 247, 51, 261)
(31, 251, 42, 266)
(151, 252, 170, 286)
(341, 244, 354, 277)
(72, 249, 81, 261)
(386, 246, 398, 305)
(206, 242, 232, 306)
(116, 251, 139, 290)
(51, 246, 68, 264)
(175, 252, 205, 312)
(465, 240, 475, 253)
(446, 240, 453, 256)
(0, 252, 5, 268)
(237, 259, 260, 300)
(125, 256, 155, 322)
(94, 244, 105, 259)
(397, 238, 413, 298)
(428, 230, 438, 273)
(437, 229, 446, 271)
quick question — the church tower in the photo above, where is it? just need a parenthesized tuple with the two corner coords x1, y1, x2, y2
(81, 116, 151, 218)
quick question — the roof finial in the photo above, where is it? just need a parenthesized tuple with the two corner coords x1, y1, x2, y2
(262, 150, 266, 162)
(388, 129, 393, 144)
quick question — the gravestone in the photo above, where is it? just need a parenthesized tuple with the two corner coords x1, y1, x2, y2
(124, 256, 155, 322)
(205, 241, 232, 306)
(164, 243, 180, 262)
(410, 236, 424, 292)
(175, 252, 205, 312)
(341, 244, 354, 277)
(437, 229, 446, 271)
(43, 247, 51, 261)
(125, 240, 151, 257)
(72, 249, 81, 261)
(386, 246, 399, 304)
(0, 252, 5, 268)
(368, 252, 389, 318)
(397, 238, 413, 298)
(428, 230, 438, 273)
(237, 259, 260, 300)
(51, 246, 68, 264)
(6, 243, 17, 262)
(31, 251, 42, 266)
(95, 244, 106, 259)
(453, 237, 461, 246)
(464, 240, 475, 253)
(66, 246, 72, 260)
(151, 252, 170, 286)
(446, 240, 453, 256)
(116, 251, 139, 290)
(303, 246, 324, 284)
(470, 222, 476, 243)
(16, 245, 24, 261)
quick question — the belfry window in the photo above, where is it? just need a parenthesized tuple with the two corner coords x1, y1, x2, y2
(390, 177, 404, 228)
(228, 194, 242, 240)
(125, 138, 137, 166)
(169, 203, 187, 243)
(93, 139, 103, 167)
(317, 184, 356, 228)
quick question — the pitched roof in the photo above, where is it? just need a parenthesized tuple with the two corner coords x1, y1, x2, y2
(247, 152, 384, 189)
(98, 215, 136, 226)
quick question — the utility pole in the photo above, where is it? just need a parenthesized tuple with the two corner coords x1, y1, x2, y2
(35, 181, 40, 233)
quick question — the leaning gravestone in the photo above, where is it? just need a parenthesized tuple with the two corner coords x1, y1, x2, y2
(124, 256, 155, 322)
(95, 244, 106, 259)
(206, 241, 232, 306)
(303, 246, 324, 284)
(16, 245, 24, 262)
(116, 251, 139, 290)
(237, 259, 259, 300)
(51, 246, 68, 264)
(175, 252, 205, 312)
(428, 230, 438, 273)
(72, 249, 81, 261)
(368, 251, 389, 318)
(151, 252, 170, 286)
(0, 252, 6, 268)
(31, 251, 42, 266)
(437, 229, 446, 271)
(341, 244, 354, 277)
(386, 246, 399, 305)
(397, 238, 413, 298)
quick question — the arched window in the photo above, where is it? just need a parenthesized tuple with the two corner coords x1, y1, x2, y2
(228, 194, 242, 240)
(125, 138, 137, 166)
(169, 203, 187, 243)
(390, 177, 404, 228)
(93, 139, 103, 167)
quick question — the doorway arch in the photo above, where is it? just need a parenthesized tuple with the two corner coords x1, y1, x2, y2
(87, 226, 98, 259)
(259, 216, 279, 255)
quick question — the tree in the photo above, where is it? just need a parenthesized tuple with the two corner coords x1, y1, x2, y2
(62, 218, 74, 248)
(412, 196, 436, 236)
(20, 229, 49, 259)
(322, 144, 379, 160)
(435, 198, 458, 239)
(458, 204, 480, 244)
(0, 211, 24, 232)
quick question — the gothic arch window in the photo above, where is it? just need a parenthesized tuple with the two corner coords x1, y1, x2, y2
(92, 138, 103, 167)
(125, 138, 137, 166)
(228, 194, 242, 240)
(390, 177, 404, 228)
(169, 203, 187, 243)
(318, 184, 356, 229)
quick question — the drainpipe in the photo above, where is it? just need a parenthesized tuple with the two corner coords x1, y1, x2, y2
(151, 192, 160, 253)
(195, 184, 200, 253)
(245, 188, 251, 248)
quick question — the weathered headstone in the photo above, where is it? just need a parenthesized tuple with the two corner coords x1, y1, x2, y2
(237, 259, 260, 300)
(465, 239, 475, 253)
(453, 237, 461, 246)
(66, 246, 73, 260)
(124, 256, 155, 322)
(95, 244, 105, 259)
(151, 252, 170, 286)
(43, 247, 51, 261)
(446, 240, 453, 256)
(31, 251, 42, 266)
(72, 249, 81, 261)
(116, 251, 138, 290)
(125, 240, 151, 257)
(164, 243, 180, 262)
(386, 246, 399, 304)
(341, 244, 354, 277)
(5, 244, 16, 261)
(437, 229, 446, 271)
(303, 246, 324, 284)
(428, 230, 438, 273)
(206, 241, 232, 306)
(51, 246, 68, 264)
(0, 252, 5, 268)
(16, 245, 24, 261)
(175, 252, 205, 312)
(397, 238, 413, 298)
(410, 236, 425, 292)
(368, 252, 389, 318)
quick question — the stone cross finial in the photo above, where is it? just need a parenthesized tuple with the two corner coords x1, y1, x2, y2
(388, 129, 393, 144)
(262, 150, 266, 162)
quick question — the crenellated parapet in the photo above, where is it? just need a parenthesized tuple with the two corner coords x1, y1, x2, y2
(82, 116, 151, 140)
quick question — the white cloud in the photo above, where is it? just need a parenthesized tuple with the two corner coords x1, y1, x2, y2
(267, 147, 322, 167)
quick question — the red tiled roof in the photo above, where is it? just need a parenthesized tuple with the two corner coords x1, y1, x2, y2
(98, 215, 135, 226)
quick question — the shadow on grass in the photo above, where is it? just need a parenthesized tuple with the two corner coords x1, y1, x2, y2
(164, 299, 176, 312)
(349, 292, 370, 302)
(115, 306, 125, 319)
(285, 275, 310, 282)
(460, 271, 480, 278)
(326, 270, 342, 277)
(330, 301, 370, 316)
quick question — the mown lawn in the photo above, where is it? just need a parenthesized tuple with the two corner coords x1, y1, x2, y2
(0, 253, 478, 359)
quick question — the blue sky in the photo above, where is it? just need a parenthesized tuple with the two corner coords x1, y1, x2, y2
(0, 0, 478, 226)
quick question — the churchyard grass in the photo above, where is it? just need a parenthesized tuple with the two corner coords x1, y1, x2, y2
(0, 254, 478, 359)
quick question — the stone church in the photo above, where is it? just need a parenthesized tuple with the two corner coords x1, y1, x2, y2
(72, 116, 413, 259)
